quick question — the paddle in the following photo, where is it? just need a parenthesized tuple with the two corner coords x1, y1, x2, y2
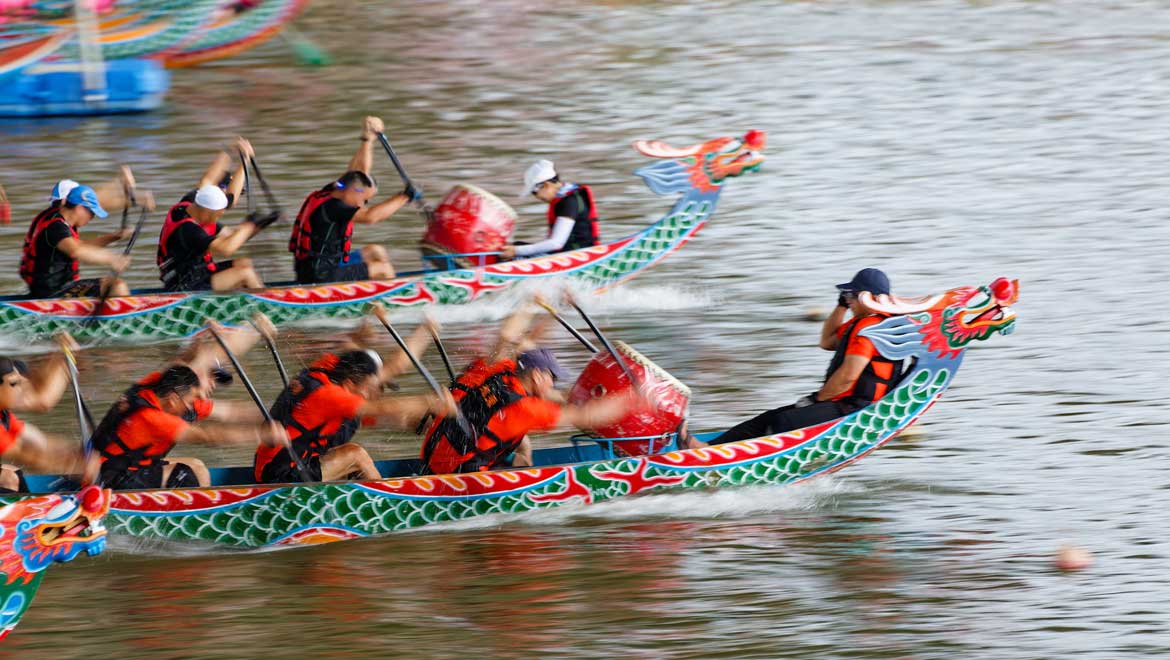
(240, 151, 283, 231)
(86, 186, 148, 327)
(535, 299, 598, 354)
(375, 131, 434, 220)
(249, 318, 289, 390)
(205, 324, 313, 482)
(370, 307, 472, 439)
(568, 297, 638, 387)
(59, 342, 99, 485)
(428, 323, 456, 385)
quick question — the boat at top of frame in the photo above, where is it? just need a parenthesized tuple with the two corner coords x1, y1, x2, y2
(0, 130, 766, 345)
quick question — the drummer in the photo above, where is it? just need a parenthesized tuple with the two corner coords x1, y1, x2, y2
(701, 268, 906, 446)
(156, 138, 268, 292)
(0, 335, 96, 492)
(90, 316, 288, 489)
(253, 310, 455, 484)
(420, 301, 637, 475)
(500, 160, 600, 260)
(288, 115, 419, 285)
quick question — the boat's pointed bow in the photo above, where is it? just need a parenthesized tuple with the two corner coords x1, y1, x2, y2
(633, 130, 766, 196)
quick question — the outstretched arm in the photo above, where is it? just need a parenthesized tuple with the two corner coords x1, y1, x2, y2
(208, 222, 259, 257)
(198, 150, 233, 189)
(559, 391, 636, 431)
(55, 236, 129, 272)
(5, 424, 90, 474)
(358, 392, 455, 430)
(351, 192, 410, 225)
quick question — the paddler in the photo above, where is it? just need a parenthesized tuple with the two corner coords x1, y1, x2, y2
(420, 300, 639, 475)
(156, 138, 269, 292)
(253, 311, 456, 484)
(500, 160, 600, 260)
(19, 183, 136, 299)
(90, 315, 289, 489)
(704, 268, 905, 445)
(288, 116, 418, 285)
(0, 335, 96, 492)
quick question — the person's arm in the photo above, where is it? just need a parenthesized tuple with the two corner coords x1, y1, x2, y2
(204, 399, 266, 424)
(55, 235, 130, 272)
(182, 317, 268, 374)
(490, 302, 538, 363)
(350, 193, 410, 225)
(5, 424, 90, 474)
(13, 344, 72, 413)
(559, 391, 636, 431)
(346, 116, 383, 176)
(93, 165, 137, 211)
(176, 420, 285, 447)
(816, 355, 868, 401)
(224, 138, 252, 208)
(513, 216, 575, 258)
(358, 391, 455, 430)
(369, 306, 436, 382)
(208, 222, 258, 258)
(819, 306, 849, 350)
(197, 150, 233, 189)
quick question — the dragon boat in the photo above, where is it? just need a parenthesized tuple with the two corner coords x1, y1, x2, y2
(14, 278, 1018, 549)
(0, 131, 765, 345)
(0, 486, 109, 640)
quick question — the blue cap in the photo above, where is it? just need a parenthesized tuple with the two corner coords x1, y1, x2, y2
(517, 348, 569, 381)
(65, 185, 108, 219)
(837, 268, 890, 296)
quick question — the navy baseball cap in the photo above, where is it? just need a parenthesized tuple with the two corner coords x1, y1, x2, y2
(837, 268, 890, 296)
(65, 185, 108, 218)
(517, 348, 569, 381)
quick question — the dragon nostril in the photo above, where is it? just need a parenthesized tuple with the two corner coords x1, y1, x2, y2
(990, 278, 1014, 301)
(78, 486, 104, 513)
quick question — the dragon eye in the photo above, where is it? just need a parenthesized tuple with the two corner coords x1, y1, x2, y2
(967, 289, 991, 308)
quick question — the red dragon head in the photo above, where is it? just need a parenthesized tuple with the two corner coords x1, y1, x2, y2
(0, 486, 110, 586)
(857, 278, 1019, 361)
(633, 130, 766, 195)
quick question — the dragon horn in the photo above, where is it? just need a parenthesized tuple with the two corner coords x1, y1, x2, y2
(858, 291, 946, 316)
(632, 139, 702, 159)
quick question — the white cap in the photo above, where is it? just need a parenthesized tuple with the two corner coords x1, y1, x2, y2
(50, 179, 80, 201)
(520, 159, 557, 198)
(363, 349, 384, 371)
(194, 185, 229, 211)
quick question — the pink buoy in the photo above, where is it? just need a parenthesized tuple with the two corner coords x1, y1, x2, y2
(1054, 545, 1093, 571)
(568, 341, 691, 457)
(420, 184, 516, 268)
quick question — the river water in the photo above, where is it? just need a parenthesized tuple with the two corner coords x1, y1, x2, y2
(2, 0, 1170, 657)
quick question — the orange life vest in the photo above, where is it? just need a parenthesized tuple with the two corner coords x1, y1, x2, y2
(421, 359, 525, 475)
(157, 201, 219, 283)
(288, 188, 352, 264)
(19, 208, 78, 289)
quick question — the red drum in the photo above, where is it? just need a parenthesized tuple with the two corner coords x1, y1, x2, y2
(420, 184, 516, 268)
(568, 341, 691, 457)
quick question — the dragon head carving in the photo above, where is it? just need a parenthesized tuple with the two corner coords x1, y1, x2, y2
(633, 130, 766, 196)
(0, 486, 110, 585)
(858, 278, 1019, 362)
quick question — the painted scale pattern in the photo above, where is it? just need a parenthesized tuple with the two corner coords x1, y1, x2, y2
(99, 275, 1017, 549)
(0, 132, 765, 344)
(104, 367, 948, 548)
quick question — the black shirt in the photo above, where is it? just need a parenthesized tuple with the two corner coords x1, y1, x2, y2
(551, 187, 598, 251)
(158, 192, 230, 279)
(29, 215, 77, 297)
(295, 195, 359, 281)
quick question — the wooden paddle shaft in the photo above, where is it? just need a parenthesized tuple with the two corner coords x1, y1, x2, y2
(536, 301, 599, 354)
